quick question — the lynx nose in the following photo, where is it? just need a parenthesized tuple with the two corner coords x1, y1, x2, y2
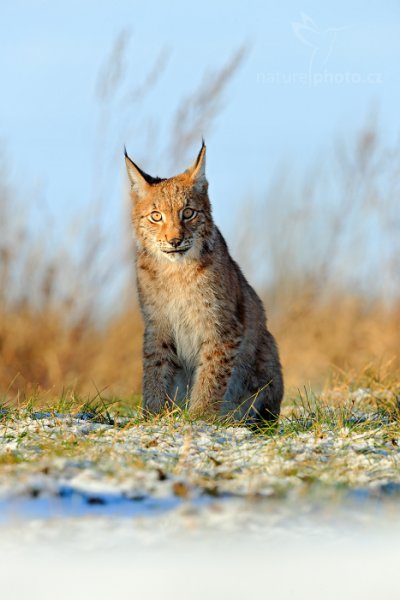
(168, 237, 183, 248)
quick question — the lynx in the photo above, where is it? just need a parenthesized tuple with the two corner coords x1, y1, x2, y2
(125, 142, 283, 423)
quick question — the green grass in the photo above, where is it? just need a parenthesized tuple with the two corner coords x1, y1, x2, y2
(0, 377, 399, 508)
(0, 381, 399, 438)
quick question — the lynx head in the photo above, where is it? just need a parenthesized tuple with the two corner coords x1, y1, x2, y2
(125, 142, 214, 262)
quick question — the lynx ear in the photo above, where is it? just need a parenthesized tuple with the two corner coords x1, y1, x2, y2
(186, 140, 207, 191)
(124, 147, 152, 198)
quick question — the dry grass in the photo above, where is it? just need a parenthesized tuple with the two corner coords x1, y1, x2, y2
(1, 131, 400, 402)
(0, 36, 399, 406)
(275, 296, 400, 390)
(1, 294, 399, 403)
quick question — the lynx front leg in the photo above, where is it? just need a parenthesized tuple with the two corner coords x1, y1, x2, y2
(189, 337, 240, 419)
(142, 328, 178, 415)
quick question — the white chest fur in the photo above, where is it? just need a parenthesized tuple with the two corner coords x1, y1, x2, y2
(162, 291, 204, 368)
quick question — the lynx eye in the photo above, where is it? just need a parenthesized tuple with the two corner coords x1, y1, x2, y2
(182, 208, 196, 220)
(149, 211, 163, 223)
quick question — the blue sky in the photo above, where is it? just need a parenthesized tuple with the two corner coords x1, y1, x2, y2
(1, 0, 400, 295)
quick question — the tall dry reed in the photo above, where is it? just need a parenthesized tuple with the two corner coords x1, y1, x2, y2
(0, 35, 398, 403)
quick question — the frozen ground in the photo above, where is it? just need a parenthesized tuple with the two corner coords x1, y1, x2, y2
(1, 410, 400, 504)
(1, 408, 400, 598)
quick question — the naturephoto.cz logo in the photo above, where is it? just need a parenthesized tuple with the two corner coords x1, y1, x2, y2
(257, 14, 383, 86)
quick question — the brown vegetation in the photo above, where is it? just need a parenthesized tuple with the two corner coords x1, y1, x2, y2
(0, 37, 399, 405)
(1, 290, 398, 402)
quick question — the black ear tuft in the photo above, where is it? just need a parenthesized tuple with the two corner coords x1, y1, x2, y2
(124, 145, 129, 158)
(193, 139, 206, 171)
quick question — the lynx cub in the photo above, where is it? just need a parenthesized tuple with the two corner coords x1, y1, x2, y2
(125, 142, 283, 422)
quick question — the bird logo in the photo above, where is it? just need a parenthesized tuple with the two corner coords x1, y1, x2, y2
(292, 13, 345, 74)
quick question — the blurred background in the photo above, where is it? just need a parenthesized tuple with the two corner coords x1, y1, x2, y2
(1, 0, 399, 402)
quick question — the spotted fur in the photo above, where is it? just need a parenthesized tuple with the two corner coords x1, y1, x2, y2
(125, 142, 284, 422)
